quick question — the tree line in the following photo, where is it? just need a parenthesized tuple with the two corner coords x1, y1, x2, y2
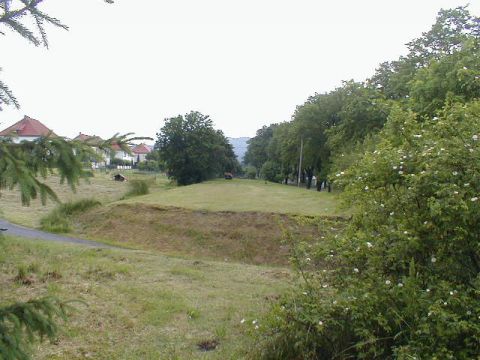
(252, 6, 480, 359)
(244, 6, 480, 192)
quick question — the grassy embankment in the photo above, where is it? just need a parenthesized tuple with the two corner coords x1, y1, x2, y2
(74, 178, 343, 265)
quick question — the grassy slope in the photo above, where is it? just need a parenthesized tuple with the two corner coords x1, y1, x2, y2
(74, 203, 341, 266)
(121, 179, 340, 216)
(0, 236, 290, 359)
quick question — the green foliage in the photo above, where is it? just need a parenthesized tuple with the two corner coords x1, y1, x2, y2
(244, 165, 257, 179)
(0, 297, 70, 360)
(137, 160, 161, 172)
(244, 124, 278, 172)
(156, 111, 239, 186)
(109, 158, 132, 167)
(254, 101, 480, 359)
(125, 179, 150, 197)
(40, 198, 101, 233)
(260, 161, 282, 183)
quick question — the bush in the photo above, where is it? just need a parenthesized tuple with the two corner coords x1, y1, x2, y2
(40, 199, 101, 233)
(125, 179, 150, 197)
(137, 160, 161, 172)
(253, 101, 480, 359)
(260, 161, 281, 182)
(244, 165, 257, 179)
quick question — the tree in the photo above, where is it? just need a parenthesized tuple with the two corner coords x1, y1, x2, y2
(155, 111, 239, 186)
(244, 124, 277, 177)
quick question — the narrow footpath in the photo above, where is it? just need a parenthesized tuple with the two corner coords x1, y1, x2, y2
(0, 218, 113, 248)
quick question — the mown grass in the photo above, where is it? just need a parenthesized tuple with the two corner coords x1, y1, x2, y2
(0, 235, 290, 359)
(73, 203, 344, 266)
(0, 171, 168, 228)
(121, 179, 341, 216)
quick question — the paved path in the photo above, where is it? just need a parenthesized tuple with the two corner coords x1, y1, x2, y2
(0, 218, 114, 248)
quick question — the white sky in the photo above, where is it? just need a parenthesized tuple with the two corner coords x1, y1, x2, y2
(1, 0, 478, 139)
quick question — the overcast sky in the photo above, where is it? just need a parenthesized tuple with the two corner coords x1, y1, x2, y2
(1, 0, 478, 140)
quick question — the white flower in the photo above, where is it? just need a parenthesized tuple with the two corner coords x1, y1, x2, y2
(380, 203, 384, 207)
(393, 166, 397, 170)
(364, 186, 369, 191)
(306, 257, 311, 262)
(252, 319, 257, 324)
(353, 268, 359, 273)
(385, 280, 391, 285)
(449, 291, 454, 295)
(366, 242, 373, 248)
(398, 171, 404, 175)
(318, 321, 323, 326)
(340, 171, 345, 175)
(240, 318, 245, 324)
(432, 116, 438, 121)
(452, 171, 458, 176)
(413, 134, 422, 138)
(471, 197, 478, 202)
(336, 173, 340, 177)
(431, 257, 437, 263)
(302, 292, 307, 295)
(428, 311, 433, 316)
(398, 283, 404, 287)
(333, 300, 337, 305)
(424, 221, 428, 225)
(473, 134, 479, 141)
(390, 212, 395, 216)
(426, 288, 430, 292)
(255, 325, 259, 330)
(443, 302, 448, 306)
(454, 191, 459, 195)
(464, 183, 470, 187)
(403, 231, 408, 234)
(467, 311, 472, 315)
(322, 284, 328, 288)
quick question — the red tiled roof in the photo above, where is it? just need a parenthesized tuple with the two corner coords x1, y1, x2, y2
(73, 133, 91, 141)
(0, 116, 56, 137)
(132, 143, 152, 154)
(73, 133, 104, 145)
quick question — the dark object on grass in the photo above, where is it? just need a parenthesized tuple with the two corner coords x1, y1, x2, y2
(0, 228, 7, 232)
(197, 339, 219, 351)
(113, 174, 127, 182)
(224, 172, 233, 180)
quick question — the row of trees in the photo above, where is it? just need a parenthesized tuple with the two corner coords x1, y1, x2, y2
(253, 6, 480, 359)
(244, 6, 480, 190)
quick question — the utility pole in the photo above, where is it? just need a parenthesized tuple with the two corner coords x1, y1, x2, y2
(297, 136, 303, 187)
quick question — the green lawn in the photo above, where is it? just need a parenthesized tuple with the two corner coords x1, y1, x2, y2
(122, 179, 341, 216)
(0, 236, 290, 359)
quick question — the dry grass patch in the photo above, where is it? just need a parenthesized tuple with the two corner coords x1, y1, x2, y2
(74, 203, 342, 266)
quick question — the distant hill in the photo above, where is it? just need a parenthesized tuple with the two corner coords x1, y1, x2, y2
(228, 137, 250, 163)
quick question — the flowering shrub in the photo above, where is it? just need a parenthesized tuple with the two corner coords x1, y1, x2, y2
(252, 101, 480, 359)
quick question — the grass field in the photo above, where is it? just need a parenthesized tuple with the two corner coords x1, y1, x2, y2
(122, 179, 340, 216)
(0, 171, 167, 228)
(0, 236, 290, 359)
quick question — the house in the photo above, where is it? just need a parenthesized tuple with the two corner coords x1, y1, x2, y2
(0, 115, 57, 143)
(131, 143, 152, 164)
(111, 143, 135, 164)
(73, 132, 110, 168)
